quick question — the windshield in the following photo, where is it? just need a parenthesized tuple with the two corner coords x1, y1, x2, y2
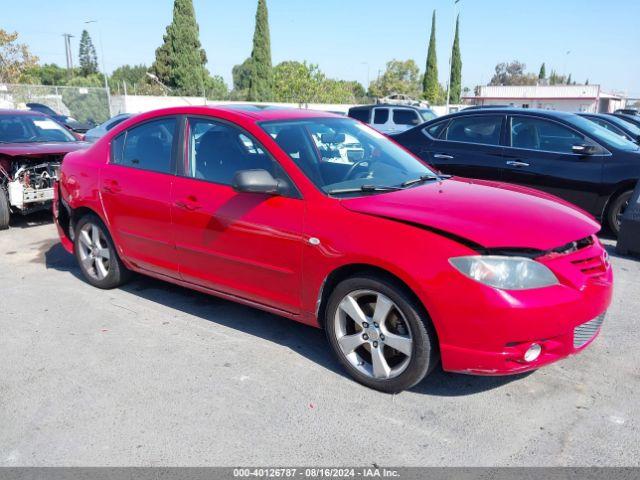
(609, 116, 640, 136)
(569, 114, 639, 151)
(0, 114, 76, 143)
(419, 109, 437, 121)
(261, 117, 437, 195)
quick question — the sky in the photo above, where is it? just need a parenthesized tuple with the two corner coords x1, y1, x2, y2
(4, 0, 640, 97)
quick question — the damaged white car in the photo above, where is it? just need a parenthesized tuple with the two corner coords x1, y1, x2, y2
(0, 110, 88, 229)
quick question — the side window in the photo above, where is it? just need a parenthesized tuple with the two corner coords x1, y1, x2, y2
(423, 120, 449, 139)
(591, 119, 625, 137)
(186, 117, 295, 192)
(511, 116, 585, 154)
(393, 109, 421, 126)
(112, 117, 176, 174)
(373, 109, 389, 125)
(349, 109, 370, 123)
(444, 115, 503, 145)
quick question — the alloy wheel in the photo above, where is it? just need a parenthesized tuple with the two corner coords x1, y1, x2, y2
(77, 223, 111, 281)
(333, 289, 413, 380)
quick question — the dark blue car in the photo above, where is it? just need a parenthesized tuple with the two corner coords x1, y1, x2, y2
(392, 108, 640, 235)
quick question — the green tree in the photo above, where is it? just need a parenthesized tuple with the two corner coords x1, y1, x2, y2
(566, 73, 572, 85)
(272, 61, 357, 103)
(78, 30, 98, 76)
(151, 0, 209, 96)
(231, 57, 253, 99)
(422, 10, 439, 103)
(448, 14, 462, 104)
(0, 29, 38, 83)
(490, 61, 537, 86)
(248, 0, 273, 101)
(21, 63, 67, 85)
(205, 75, 229, 100)
(538, 62, 546, 80)
(369, 59, 422, 99)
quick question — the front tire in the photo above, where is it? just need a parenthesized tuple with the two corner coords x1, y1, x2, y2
(74, 214, 131, 289)
(0, 188, 10, 230)
(325, 275, 438, 393)
(607, 190, 633, 236)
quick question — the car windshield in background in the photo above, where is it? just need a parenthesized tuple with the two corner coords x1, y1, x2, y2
(260, 117, 437, 195)
(0, 114, 76, 143)
(419, 109, 437, 121)
(569, 115, 640, 151)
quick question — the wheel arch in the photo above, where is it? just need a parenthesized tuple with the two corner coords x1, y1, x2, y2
(316, 263, 437, 338)
(602, 180, 637, 220)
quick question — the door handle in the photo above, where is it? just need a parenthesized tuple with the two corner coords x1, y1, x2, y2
(433, 153, 454, 160)
(505, 161, 530, 168)
(174, 201, 201, 211)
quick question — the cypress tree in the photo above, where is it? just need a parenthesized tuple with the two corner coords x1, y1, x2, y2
(448, 15, 462, 104)
(423, 10, 439, 103)
(151, 0, 209, 96)
(248, 0, 273, 102)
(78, 30, 98, 76)
(538, 62, 546, 80)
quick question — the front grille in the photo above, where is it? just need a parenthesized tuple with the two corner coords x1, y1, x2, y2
(571, 254, 608, 278)
(574, 314, 605, 348)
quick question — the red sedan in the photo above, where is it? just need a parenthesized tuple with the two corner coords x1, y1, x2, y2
(54, 106, 613, 392)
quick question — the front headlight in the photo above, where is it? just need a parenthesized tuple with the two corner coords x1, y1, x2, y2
(449, 256, 559, 290)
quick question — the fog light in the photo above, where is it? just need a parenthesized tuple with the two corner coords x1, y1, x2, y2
(524, 343, 542, 362)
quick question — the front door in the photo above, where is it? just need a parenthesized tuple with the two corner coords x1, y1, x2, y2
(100, 116, 179, 277)
(421, 114, 506, 180)
(502, 115, 603, 215)
(171, 116, 305, 314)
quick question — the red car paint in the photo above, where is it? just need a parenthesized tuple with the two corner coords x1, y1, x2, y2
(54, 106, 613, 376)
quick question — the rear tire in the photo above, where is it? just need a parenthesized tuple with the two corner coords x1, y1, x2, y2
(74, 213, 131, 289)
(0, 188, 10, 230)
(607, 190, 633, 236)
(324, 275, 438, 393)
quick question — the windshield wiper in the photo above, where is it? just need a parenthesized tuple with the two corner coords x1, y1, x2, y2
(328, 184, 404, 195)
(401, 174, 441, 188)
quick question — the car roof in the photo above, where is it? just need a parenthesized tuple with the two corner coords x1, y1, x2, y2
(349, 104, 425, 112)
(431, 107, 577, 122)
(130, 105, 341, 122)
(0, 109, 46, 117)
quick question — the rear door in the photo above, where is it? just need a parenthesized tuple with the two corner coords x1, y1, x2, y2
(100, 116, 179, 277)
(417, 114, 506, 180)
(502, 115, 604, 214)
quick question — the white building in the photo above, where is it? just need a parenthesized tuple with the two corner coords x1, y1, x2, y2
(464, 85, 626, 113)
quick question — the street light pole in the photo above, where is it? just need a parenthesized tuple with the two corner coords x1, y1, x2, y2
(445, 0, 461, 114)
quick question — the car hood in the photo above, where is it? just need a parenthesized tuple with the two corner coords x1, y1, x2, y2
(0, 142, 89, 158)
(340, 177, 600, 251)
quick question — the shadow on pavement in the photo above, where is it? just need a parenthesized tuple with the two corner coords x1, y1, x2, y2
(9, 210, 53, 229)
(44, 241, 532, 397)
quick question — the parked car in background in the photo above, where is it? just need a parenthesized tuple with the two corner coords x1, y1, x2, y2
(84, 113, 133, 143)
(54, 106, 612, 392)
(26, 102, 93, 134)
(578, 113, 640, 144)
(614, 108, 639, 116)
(613, 112, 640, 129)
(392, 108, 640, 235)
(0, 109, 88, 229)
(348, 104, 437, 135)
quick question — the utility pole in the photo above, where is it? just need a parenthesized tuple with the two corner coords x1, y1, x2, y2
(62, 34, 74, 71)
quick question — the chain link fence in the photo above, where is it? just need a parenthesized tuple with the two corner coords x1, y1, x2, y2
(0, 83, 110, 126)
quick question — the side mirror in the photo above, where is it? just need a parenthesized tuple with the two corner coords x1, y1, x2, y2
(572, 144, 598, 155)
(232, 169, 285, 195)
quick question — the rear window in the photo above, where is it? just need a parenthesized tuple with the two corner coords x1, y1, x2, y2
(349, 109, 370, 123)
